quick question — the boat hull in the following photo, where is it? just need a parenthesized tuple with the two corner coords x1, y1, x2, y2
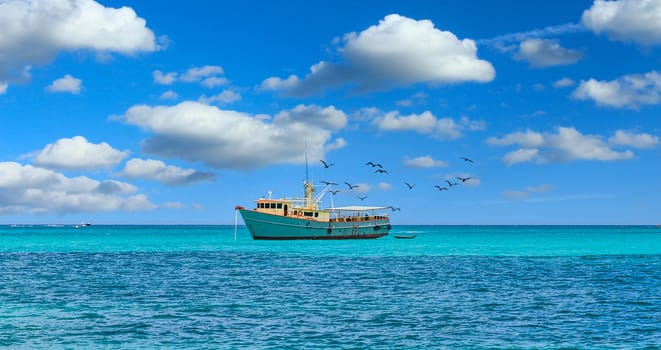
(239, 209, 390, 240)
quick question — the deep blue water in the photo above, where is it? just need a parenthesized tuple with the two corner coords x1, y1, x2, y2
(1, 225, 660, 348)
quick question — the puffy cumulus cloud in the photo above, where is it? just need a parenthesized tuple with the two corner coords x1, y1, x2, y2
(501, 184, 553, 200)
(582, 0, 661, 46)
(160, 90, 178, 100)
(153, 71, 176, 85)
(553, 77, 576, 88)
(403, 156, 448, 168)
(153, 66, 228, 88)
(0, 162, 155, 215)
(572, 71, 661, 109)
(32, 136, 129, 170)
(198, 90, 241, 105)
(259, 14, 494, 96)
(514, 39, 582, 68)
(486, 127, 660, 165)
(373, 111, 484, 140)
(115, 101, 347, 169)
(45, 74, 82, 94)
(121, 158, 215, 186)
(274, 104, 347, 131)
(609, 130, 659, 148)
(0, 0, 158, 82)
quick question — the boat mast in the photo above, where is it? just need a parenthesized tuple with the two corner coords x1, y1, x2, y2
(303, 140, 314, 209)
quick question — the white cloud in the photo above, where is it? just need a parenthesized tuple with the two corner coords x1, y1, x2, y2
(153, 70, 176, 85)
(572, 71, 661, 109)
(0, 82, 7, 94)
(0, 162, 155, 215)
(162, 201, 185, 209)
(396, 92, 428, 107)
(609, 130, 659, 149)
(46, 74, 82, 94)
(403, 156, 448, 168)
(514, 39, 582, 68)
(115, 101, 347, 169)
(501, 184, 553, 200)
(180, 66, 224, 82)
(198, 90, 241, 105)
(121, 158, 214, 186)
(582, 0, 661, 46)
(488, 127, 644, 165)
(503, 148, 541, 165)
(160, 90, 178, 100)
(377, 182, 391, 190)
(553, 77, 575, 88)
(32, 136, 129, 170)
(274, 104, 348, 131)
(259, 14, 494, 96)
(0, 0, 158, 82)
(153, 65, 228, 88)
(373, 111, 484, 140)
(478, 22, 587, 47)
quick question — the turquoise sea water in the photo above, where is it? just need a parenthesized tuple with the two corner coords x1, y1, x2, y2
(1, 225, 660, 348)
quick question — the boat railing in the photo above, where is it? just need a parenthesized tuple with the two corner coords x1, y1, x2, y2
(329, 214, 389, 222)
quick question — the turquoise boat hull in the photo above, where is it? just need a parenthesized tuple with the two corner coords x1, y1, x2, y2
(239, 209, 390, 240)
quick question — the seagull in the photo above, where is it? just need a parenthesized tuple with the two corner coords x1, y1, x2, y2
(405, 182, 415, 189)
(387, 206, 401, 212)
(445, 180, 458, 187)
(320, 160, 334, 168)
(357, 196, 368, 201)
(330, 190, 341, 195)
(461, 157, 474, 163)
(434, 185, 448, 191)
(321, 180, 338, 186)
(375, 169, 388, 174)
(366, 161, 383, 168)
(457, 176, 472, 183)
(344, 181, 359, 190)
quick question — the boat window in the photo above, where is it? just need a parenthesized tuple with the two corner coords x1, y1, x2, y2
(258, 203, 263, 208)
(314, 212, 319, 217)
(277, 203, 282, 209)
(304, 211, 313, 217)
(270, 203, 276, 209)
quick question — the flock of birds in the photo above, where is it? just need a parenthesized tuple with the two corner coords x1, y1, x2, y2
(317, 156, 475, 212)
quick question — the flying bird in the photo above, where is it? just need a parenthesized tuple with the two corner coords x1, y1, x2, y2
(457, 176, 472, 183)
(366, 161, 383, 168)
(321, 180, 338, 186)
(445, 180, 458, 187)
(320, 160, 334, 168)
(330, 190, 341, 195)
(434, 185, 448, 191)
(461, 157, 474, 163)
(357, 196, 368, 201)
(375, 169, 388, 174)
(387, 206, 401, 212)
(344, 181, 359, 190)
(405, 182, 415, 189)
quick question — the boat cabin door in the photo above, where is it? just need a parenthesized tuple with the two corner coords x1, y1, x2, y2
(284, 204, 288, 216)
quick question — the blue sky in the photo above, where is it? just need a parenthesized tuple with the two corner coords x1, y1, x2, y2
(1, 0, 660, 225)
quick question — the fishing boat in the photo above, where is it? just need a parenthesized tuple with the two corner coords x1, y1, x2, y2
(236, 180, 391, 240)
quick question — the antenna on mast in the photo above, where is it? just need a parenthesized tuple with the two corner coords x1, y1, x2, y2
(304, 140, 309, 183)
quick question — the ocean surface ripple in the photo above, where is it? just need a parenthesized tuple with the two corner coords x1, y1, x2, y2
(0, 225, 660, 348)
